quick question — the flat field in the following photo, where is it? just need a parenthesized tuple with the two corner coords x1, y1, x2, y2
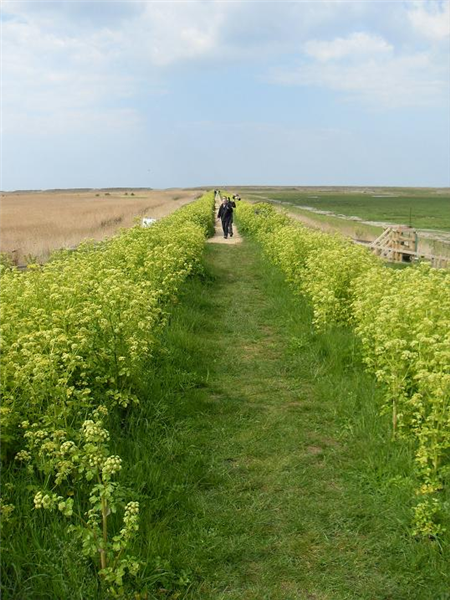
(237, 187, 450, 231)
(0, 188, 203, 264)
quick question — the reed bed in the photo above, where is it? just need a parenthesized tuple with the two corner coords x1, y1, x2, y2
(0, 189, 202, 265)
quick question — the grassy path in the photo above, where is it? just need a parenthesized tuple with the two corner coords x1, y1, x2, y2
(135, 239, 448, 600)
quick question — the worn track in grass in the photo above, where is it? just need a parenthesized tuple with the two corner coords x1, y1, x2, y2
(155, 238, 448, 600)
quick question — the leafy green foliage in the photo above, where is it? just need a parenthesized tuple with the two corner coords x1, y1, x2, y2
(354, 263, 450, 536)
(0, 192, 215, 592)
(237, 201, 450, 537)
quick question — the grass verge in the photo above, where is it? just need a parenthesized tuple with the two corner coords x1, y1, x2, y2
(143, 240, 449, 598)
(3, 238, 449, 599)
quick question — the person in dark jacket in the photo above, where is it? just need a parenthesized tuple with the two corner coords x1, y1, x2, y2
(217, 197, 234, 239)
(227, 198, 236, 237)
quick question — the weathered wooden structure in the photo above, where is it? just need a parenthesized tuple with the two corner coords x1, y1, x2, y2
(370, 226, 450, 268)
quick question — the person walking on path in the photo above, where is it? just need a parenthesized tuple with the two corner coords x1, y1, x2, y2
(227, 197, 236, 238)
(217, 197, 234, 239)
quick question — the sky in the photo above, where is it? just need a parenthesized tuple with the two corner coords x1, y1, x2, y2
(1, 0, 450, 190)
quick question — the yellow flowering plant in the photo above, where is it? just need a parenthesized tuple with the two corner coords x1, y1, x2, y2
(23, 405, 140, 590)
(237, 200, 450, 537)
(0, 191, 215, 589)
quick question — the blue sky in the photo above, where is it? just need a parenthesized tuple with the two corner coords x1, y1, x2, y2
(2, 0, 449, 189)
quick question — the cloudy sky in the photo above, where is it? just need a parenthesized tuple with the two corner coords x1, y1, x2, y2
(1, 0, 449, 189)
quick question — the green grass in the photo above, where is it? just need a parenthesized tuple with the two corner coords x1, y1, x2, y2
(280, 204, 383, 241)
(246, 190, 450, 231)
(2, 238, 449, 599)
(163, 240, 449, 599)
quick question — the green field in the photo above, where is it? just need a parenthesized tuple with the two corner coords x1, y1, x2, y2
(242, 189, 450, 231)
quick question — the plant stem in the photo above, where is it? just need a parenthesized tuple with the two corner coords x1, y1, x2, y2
(392, 398, 397, 439)
(100, 494, 108, 571)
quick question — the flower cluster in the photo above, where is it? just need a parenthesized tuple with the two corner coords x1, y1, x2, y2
(102, 455, 122, 479)
(29, 408, 139, 586)
(0, 497, 15, 526)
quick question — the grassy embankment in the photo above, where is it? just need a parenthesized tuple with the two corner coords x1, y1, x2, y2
(276, 204, 382, 242)
(3, 237, 449, 598)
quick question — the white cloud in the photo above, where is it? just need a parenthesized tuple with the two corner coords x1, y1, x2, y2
(1, 1, 230, 137)
(270, 25, 449, 109)
(408, 1, 450, 40)
(1, 13, 144, 135)
(271, 49, 449, 109)
(130, 3, 226, 67)
(305, 32, 393, 62)
(1, 1, 449, 190)
(2, 0, 449, 138)
(0, 0, 352, 75)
